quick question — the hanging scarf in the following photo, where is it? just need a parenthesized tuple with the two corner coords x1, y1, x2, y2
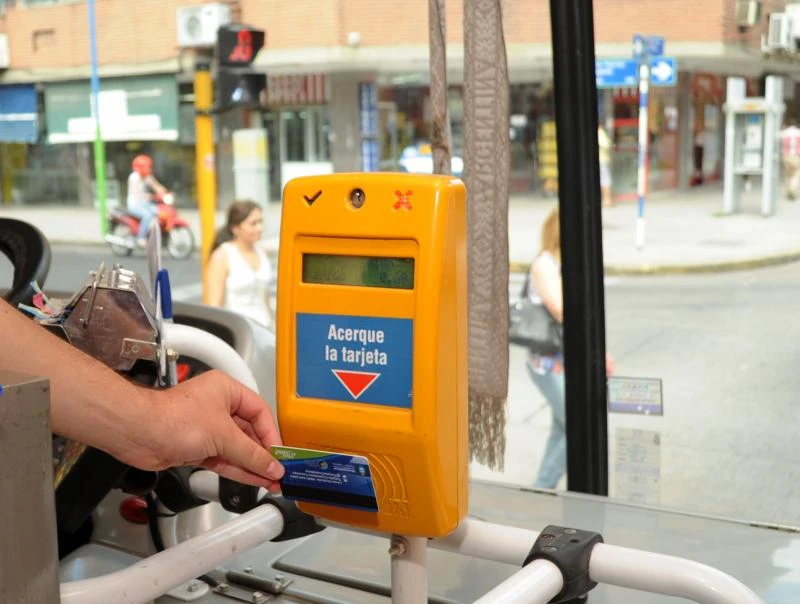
(463, 0, 510, 470)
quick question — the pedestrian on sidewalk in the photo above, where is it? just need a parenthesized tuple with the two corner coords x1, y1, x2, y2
(780, 118, 800, 200)
(203, 200, 275, 330)
(526, 207, 614, 489)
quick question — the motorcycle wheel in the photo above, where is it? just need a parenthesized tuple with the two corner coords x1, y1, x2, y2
(166, 226, 194, 260)
(109, 223, 134, 257)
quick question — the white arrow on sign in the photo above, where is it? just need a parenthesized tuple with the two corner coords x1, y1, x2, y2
(651, 60, 674, 83)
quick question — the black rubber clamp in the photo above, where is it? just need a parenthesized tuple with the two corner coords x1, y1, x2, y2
(219, 477, 260, 513)
(523, 524, 603, 603)
(258, 495, 326, 542)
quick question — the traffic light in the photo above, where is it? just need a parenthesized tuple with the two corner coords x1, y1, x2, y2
(216, 24, 267, 111)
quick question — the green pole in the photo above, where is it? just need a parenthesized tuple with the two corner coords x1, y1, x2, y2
(93, 127, 107, 236)
(88, 0, 108, 236)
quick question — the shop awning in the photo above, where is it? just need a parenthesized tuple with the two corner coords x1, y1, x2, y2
(0, 84, 38, 144)
(44, 74, 179, 144)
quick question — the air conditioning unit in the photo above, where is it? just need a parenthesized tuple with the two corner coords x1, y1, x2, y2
(177, 3, 231, 48)
(735, 0, 761, 29)
(767, 12, 794, 50)
(0, 35, 9, 69)
(786, 4, 800, 37)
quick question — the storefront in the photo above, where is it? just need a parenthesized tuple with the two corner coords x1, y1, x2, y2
(377, 82, 556, 193)
(0, 84, 38, 205)
(41, 74, 190, 207)
(608, 84, 680, 201)
(687, 73, 725, 186)
(260, 73, 332, 200)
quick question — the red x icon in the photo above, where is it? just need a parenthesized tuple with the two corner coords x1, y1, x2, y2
(393, 190, 413, 210)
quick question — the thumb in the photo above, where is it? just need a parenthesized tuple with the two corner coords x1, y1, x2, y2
(220, 421, 284, 482)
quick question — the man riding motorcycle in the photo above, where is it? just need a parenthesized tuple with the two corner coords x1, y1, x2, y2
(127, 154, 168, 248)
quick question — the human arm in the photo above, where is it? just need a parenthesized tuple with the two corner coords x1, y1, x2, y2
(531, 254, 563, 323)
(203, 247, 228, 307)
(0, 298, 284, 489)
(145, 174, 168, 197)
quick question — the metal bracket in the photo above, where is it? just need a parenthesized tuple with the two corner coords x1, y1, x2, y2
(164, 578, 210, 601)
(121, 338, 159, 361)
(212, 581, 273, 603)
(225, 569, 293, 595)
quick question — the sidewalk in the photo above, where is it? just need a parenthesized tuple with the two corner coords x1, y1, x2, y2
(3, 182, 800, 275)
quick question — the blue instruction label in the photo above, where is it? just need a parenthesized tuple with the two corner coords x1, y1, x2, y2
(272, 445, 379, 512)
(296, 312, 413, 408)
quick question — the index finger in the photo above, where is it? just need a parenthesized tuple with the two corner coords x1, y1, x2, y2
(227, 380, 283, 450)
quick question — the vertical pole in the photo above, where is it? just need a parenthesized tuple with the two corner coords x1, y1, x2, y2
(195, 61, 217, 295)
(390, 535, 428, 603)
(763, 75, 784, 217)
(722, 78, 745, 215)
(88, 0, 107, 236)
(636, 61, 650, 249)
(548, 0, 609, 495)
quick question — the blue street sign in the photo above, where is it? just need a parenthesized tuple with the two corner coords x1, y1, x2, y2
(596, 57, 677, 89)
(646, 35, 665, 57)
(649, 57, 677, 86)
(632, 34, 645, 60)
(596, 59, 638, 88)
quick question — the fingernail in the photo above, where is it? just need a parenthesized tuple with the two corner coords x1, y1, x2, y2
(267, 460, 284, 480)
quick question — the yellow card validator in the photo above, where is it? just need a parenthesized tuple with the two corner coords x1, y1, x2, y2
(271, 445, 379, 513)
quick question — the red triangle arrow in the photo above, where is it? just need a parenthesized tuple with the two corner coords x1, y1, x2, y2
(332, 369, 381, 399)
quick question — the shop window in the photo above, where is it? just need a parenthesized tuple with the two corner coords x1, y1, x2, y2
(281, 106, 330, 163)
(311, 106, 330, 162)
(282, 109, 308, 162)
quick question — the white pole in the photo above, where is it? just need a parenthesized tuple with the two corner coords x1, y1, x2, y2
(636, 61, 650, 249)
(161, 322, 259, 392)
(590, 543, 763, 604)
(60, 505, 284, 604)
(433, 517, 538, 566)
(390, 535, 428, 604)
(188, 470, 268, 503)
(169, 479, 765, 604)
(473, 559, 563, 604)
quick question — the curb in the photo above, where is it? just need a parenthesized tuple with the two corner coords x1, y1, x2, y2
(510, 250, 800, 276)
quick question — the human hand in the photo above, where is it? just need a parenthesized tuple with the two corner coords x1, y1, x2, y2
(112, 370, 285, 491)
(606, 352, 616, 376)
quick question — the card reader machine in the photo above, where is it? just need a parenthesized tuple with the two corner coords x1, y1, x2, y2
(275, 173, 467, 537)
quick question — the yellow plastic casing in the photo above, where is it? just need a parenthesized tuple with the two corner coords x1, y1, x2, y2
(275, 173, 467, 537)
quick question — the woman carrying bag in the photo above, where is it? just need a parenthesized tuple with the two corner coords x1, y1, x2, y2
(521, 207, 614, 489)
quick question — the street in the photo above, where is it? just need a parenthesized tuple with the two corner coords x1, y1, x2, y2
(4, 244, 800, 528)
(0, 244, 206, 301)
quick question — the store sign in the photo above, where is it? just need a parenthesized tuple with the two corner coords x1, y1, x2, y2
(267, 74, 329, 106)
(45, 75, 179, 143)
(0, 84, 38, 143)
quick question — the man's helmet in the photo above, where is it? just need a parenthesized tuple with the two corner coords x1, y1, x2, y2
(132, 154, 153, 175)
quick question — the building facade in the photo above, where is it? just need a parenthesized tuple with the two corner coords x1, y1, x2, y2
(0, 0, 796, 206)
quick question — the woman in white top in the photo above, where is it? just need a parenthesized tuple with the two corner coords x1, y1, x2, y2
(204, 200, 275, 330)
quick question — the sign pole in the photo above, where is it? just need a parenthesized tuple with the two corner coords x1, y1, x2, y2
(636, 60, 650, 250)
(195, 61, 217, 294)
(88, 0, 108, 237)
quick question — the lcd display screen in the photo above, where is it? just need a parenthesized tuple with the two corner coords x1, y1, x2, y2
(302, 254, 415, 290)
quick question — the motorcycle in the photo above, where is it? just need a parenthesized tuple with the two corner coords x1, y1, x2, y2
(105, 191, 195, 260)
